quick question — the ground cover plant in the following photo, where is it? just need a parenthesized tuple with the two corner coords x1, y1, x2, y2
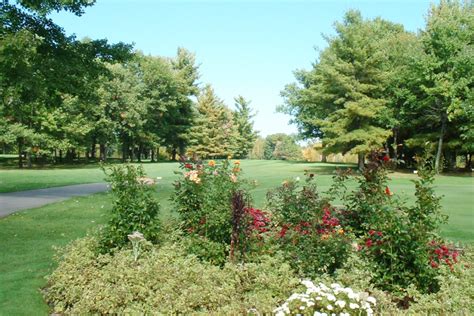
(41, 155, 474, 314)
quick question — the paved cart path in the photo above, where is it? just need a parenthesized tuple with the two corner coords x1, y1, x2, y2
(0, 183, 108, 218)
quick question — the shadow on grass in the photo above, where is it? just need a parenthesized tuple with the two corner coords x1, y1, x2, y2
(0, 157, 179, 170)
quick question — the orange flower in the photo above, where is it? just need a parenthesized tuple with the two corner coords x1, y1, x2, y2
(338, 228, 344, 235)
(208, 160, 216, 167)
(385, 186, 393, 196)
(321, 234, 330, 240)
(234, 160, 240, 165)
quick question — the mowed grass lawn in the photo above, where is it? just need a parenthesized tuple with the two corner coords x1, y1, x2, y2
(0, 160, 472, 315)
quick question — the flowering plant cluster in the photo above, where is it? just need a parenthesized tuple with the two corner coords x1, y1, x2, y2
(246, 207, 271, 236)
(267, 177, 351, 276)
(339, 151, 458, 295)
(363, 230, 383, 249)
(274, 280, 376, 316)
(173, 159, 254, 264)
(429, 241, 460, 270)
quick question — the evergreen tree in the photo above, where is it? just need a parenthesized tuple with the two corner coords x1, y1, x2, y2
(250, 137, 266, 159)
(281, 11, 405, 169)
(187, 85, 238, 159)
(232, 96, 258, 158)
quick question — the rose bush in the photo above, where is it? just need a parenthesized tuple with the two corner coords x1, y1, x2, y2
(172, 159, 255, 263)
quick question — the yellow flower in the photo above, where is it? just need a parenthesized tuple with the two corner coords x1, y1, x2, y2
(185, 170, 201, 184)
(321, 234, 330, 240)
(234, 160, 240, 165)
(338, 228, 344, 235)
(208, 160, 216, 167)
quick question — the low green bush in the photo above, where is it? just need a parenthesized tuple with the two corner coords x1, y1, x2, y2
(99, 164, 161, 252)
(324, 245, 474, 314)
(44, 236, 299, 314)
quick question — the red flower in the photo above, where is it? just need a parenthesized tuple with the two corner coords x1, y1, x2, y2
(365, 239, 373, 247)
(430, 259, 439, 268)
(184, 163, 193, 169)
(452, 251, 459, 263)
(383, 155, 390, 162)
(385, 186, 393, 196)
(279, 225, 289, 238)
(369, 229, 376, 236)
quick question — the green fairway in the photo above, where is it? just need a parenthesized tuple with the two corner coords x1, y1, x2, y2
(0, 160, 473, 315)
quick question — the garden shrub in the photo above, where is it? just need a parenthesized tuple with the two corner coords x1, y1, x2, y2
(172, 159, 256, 263)
(99, 164, 160, 252)
(330, 245, 474, 314)
(266, 175, 351, 277)
(44, 236, 299, 314)
(341, 152, 448, 294)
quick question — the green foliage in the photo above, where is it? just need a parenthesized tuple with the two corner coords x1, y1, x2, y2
(266, 174, 322, 224)
(263, 133, 302, 161)
(173, 159, 253, 263)
(14, 0, 96, 16)
(266, 175, 351, 277)
(44, 237, 299, 314)
(232, 96, 258, 159)
(99, 164, 160, 252)
(304, 246, 474, 314)
(187, 85, 240, 159)
(281, 2, 473, 170)
(341, 152, 448, 294)
(280, 11, 403, 156)
(249, 136, 266, 159)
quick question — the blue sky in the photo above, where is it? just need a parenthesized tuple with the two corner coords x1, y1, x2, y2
(51, 0, 434, 137)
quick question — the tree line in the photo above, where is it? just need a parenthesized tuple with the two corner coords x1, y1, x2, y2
(280, 1, 473, 171)
(0, 0, 258, 167)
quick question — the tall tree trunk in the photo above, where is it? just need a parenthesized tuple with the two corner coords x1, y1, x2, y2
(18, 138, 23, 169)
(122, 140, 128, 162)
(172, 147, 177, 161)
(321, 152, 327, 163)
(100, 143, 106, 162)
(26, 151, 32, 168)
(90, 139, 96, 159)
(137, 143, 142, 162)
(392, 128, 398, 160)
(466, 153, 472, 170)
(59, 150, 63, 163)
(435, 114, 447, 173)
(357, 153, 365, 171)
(151, 149, 155, 162)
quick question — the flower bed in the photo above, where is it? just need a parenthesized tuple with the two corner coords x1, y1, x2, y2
(44, 155, 474, 314)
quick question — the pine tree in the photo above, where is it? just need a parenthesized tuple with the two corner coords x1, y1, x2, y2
(187, 85, 238, 159)
(232, 96, 258, 158)
(281, 11, 405, 169)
